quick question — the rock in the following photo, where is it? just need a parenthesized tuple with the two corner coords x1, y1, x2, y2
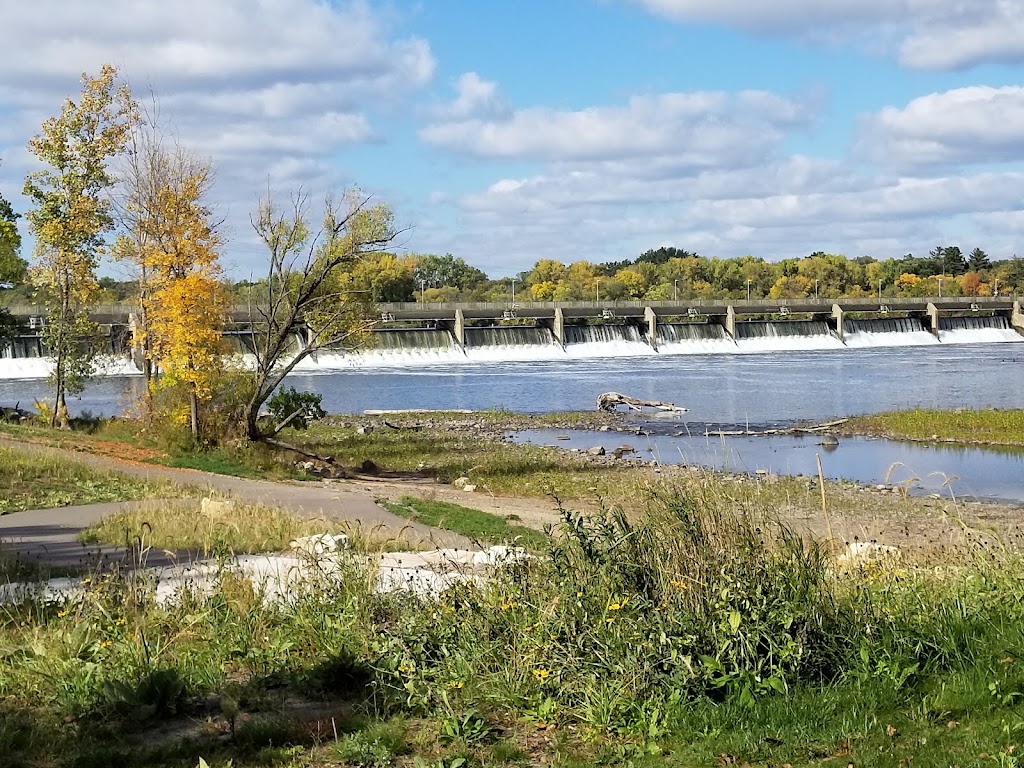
(598, 425, 611, 432)
(200, 498, 235, 518)
(452, 476, 471, 489)
(836, 541, 901, 569)
(471, 545, 529, 566)
(296, 461, 316, 473)
(462, 484, 477, 493)
(587, 446, 606, 456)
(821, 434, 840, 446)
(356, 425, 374, 435)
(289, 533, 351, 555)
(359, 459, 379, 475)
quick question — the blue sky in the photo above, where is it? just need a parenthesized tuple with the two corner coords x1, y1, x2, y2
(1, 0, 1023, 278)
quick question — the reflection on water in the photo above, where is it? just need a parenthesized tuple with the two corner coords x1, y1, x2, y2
(514, 429, 1024, 504)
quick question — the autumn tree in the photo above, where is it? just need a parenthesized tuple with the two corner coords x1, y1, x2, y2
(246, 188, 397, 451)
(135, 163, 226, 439)
(0, 164, 26, 346)
(23, 66, 136, 427)
(0, 163, 26, 286)
(340, 252, 416, 301)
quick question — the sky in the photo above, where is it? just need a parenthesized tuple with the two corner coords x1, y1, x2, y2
(1, 0, 1023, 279)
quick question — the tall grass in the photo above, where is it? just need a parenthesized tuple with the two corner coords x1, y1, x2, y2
(3, 484, 1024, 766)
(79, 499, 364, 556)
(0, 446, 182, 515)
(847, 407, 1024, 446)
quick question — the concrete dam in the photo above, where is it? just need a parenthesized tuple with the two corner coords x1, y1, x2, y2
(2, 297, 1022, 374)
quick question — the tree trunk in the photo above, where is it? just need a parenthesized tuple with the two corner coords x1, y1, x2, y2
(189, 388, 199, 439)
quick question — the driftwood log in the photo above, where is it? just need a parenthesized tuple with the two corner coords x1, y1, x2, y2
(0, 403, 33, 424)
(597, 392, 688, 413)
(704, 418, 849, 437)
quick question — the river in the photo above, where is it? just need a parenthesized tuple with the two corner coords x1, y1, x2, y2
(3, 335, 1023, 499)
(4, 341, 1021, 424)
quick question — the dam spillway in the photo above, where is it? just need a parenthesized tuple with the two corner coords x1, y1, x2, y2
(2, 297, 1022, 376)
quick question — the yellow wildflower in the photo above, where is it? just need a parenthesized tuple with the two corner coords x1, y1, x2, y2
(500, 601, 517, 611)
(447, 681, 464, 689)
(608, 596, 629, 611)
(670, 580, 688, 590)
(532, 668, 550, 682)
(81, 577, 92, 585)
(115, 617, 127, 626)
(99, 640, 112, 649)
(57, 610, 68, 618)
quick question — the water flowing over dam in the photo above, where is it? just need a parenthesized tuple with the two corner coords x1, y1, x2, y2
(1, 297, 1022, 377)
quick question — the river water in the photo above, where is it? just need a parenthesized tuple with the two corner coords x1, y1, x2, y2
(2, 334, 1023, 500)
(2, 340, 1023, 423)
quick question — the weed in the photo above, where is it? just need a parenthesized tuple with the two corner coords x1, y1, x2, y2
(381, 497, 549, 549)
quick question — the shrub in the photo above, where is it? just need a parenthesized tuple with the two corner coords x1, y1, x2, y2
(267, 386, 326, 430)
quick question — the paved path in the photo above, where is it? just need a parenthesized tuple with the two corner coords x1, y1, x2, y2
(0, 438, 470, 569)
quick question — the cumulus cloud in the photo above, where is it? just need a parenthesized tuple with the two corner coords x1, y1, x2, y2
(415, 77, 1024, 272)
(626, 0, 1024, 70)
(860, 86, 1024, 167)
(422, 79, 812, 166)
(0, 0, 435, 272)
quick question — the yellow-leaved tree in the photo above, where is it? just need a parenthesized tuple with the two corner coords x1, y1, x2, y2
(23, 65, 136, 427)
(141, 164, 227, 439)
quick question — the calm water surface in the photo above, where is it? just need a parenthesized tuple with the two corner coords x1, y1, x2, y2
(515, 428, 1024, 504)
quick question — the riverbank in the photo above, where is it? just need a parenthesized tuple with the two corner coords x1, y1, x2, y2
(4, 410, 1024, 767)
(842, 407, 1024, 448)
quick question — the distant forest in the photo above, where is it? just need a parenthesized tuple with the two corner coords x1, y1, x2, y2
(3, 245, 1021, 306)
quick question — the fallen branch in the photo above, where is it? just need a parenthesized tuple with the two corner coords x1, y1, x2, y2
(0, 403, 34, 423)
(256, 435, 339, 466)
(597, 392, 688, 413)
(704, 418, 849, 437)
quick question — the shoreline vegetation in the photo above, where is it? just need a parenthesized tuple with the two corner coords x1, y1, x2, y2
(2, 407, 1024, 767)
(842, 407, 1024, 448)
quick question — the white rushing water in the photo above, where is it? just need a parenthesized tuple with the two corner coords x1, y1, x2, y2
(1, 324, 1021, 379)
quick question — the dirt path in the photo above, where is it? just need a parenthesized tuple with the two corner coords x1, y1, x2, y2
(0, 438, 472, 568)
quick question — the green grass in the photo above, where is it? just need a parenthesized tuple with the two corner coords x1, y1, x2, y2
(846, 407, 1024, 446)
(381, 496, 551, 549)
(78, 499, 363, 555)
(0, 445, 183, 515)
(5, 480, 1024, 767)
(299, 420, 636, 501)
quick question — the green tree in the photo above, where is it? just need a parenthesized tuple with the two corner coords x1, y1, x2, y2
(413, 253, 486, 291)
(23, 65, 136, 427)
(967, 247, 991, 272)
(246, 188, 397, 448)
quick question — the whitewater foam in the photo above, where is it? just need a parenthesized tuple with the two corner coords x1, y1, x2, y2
(1, 326, 1020, 379)
(0, 356, 142, 380)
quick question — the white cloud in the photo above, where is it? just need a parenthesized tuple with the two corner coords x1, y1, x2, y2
(422, 81, 811, 165)
(626, 0, 1024, 70)
(861, 86, 1024, 167)
(0, 0, 435, 273)
(430, 73, 510, 121)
